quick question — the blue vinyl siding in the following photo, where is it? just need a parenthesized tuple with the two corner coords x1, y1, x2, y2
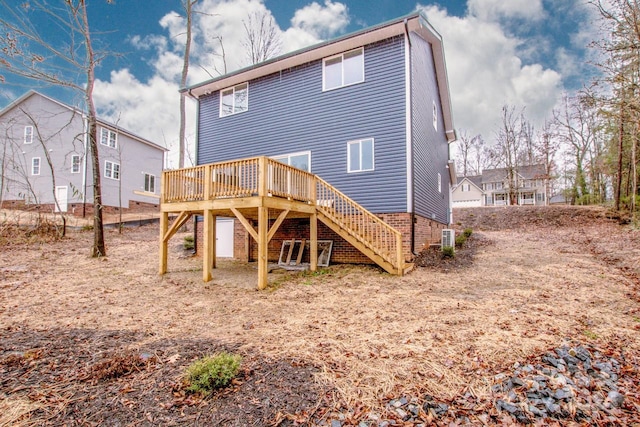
(410, 33, 450, 224)
(197, 36, 407, 213)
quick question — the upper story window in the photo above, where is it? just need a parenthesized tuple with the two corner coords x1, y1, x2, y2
(347, 138, 374, 173)
(272, 151, 311, 171)
(461, 183, 470, 192)
(32, 157, 40, 175)
(438, 173, 442, 193)
(323, 48, 364, 91)
(100, 128, 117, 149)
(105, 160, 120, 180)
(71, 155, 81, 173)
(144, 173, 156, 193)
(24, 126, 33, 144)
(220, 83, 248, 117)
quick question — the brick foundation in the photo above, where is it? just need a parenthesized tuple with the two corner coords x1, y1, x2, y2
(195, 212, 447, 265)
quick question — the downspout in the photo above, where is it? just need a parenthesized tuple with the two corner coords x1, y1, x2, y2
(403, 19, 416, 255)
(81, 114, 88, 217)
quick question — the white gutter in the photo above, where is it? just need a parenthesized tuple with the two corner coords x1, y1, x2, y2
(82, 114, 88, 209)
(404, 20, 413, 213)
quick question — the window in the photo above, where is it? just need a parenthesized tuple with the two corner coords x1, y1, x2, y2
(220, 83, 248, 117)
(24, 126, 33, 144)
(272, 151, 311, 171)
(100, 128, 117, 148)
(105, 160, 120, 180)
(347, 138, 374, 173)
(144, 173, 155, 193)
(438, 173, 442, 193)
(461, 183, 470, 192)
(71, 155, 81, 173)
(31, 157, 40, 175)
(432, 101, 438, 130)
(323, 48, 364, 91)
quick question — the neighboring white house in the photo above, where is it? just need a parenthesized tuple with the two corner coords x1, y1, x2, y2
(452, 165, 548, 207)
(451, 175, 483, 207)
(0, 90, 167, 214)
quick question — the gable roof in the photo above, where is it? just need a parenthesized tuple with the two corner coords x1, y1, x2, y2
(481, 164, 546, 183)
(183, 11, 454, 141)
(454, 175, 482, 192)
(0, 90, 168, 152)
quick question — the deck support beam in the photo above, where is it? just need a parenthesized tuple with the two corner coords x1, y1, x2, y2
(159, 212, 169, 275)
(203, 210, 215, 282)
(310, 212, 318, 272)
(257, 206, 268, 290)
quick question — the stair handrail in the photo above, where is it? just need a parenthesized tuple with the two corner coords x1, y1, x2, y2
(315, 176, 404, 272)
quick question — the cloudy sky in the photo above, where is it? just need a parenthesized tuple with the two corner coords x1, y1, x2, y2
(0, 0, 599, 167)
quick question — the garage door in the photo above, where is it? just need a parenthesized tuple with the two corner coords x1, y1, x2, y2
(216, 218, 234, 258)
(453, 199, 482, 208)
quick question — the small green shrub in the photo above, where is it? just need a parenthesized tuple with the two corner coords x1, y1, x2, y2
(441, 246, 455, 258)
(183, 235, 195, 250)
(455, 234, 467, 247)
(463, 228, 473, 238)
(185, 352, 241, 394)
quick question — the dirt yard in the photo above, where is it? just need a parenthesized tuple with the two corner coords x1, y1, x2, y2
(1, 205, 639, 426)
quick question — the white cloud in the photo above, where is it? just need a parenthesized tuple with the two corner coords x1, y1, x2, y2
(418, 4, 562, 142)
(467, 0, 545, 22)
(93, 0, 350, 167)
(290, 0, 349, 39)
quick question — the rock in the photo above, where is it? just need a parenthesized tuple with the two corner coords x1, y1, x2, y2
(510, 377, 525, 387)
(554, 388, 572, 400)
(392, 400, 403, 408)
(542, 354, 560, 368)
(528, 405, 546, 418)
(544, 400, 561, 415)
(407, 404, 420, 416)
(395, 408, 409, 420)
(331, 421, 342, 427)
(496, 400, 519, 414)
(607, 390, 624, 408)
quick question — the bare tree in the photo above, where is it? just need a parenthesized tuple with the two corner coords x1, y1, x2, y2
(456, 131, 485, 176)
(536, 120, 559, 205)
(242, 10, 282, 65)
(0, 0, 110, 256)
(178, 0, 198, 169)
(494, 105, 523, 205)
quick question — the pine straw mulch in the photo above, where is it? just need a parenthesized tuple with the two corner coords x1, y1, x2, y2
(1, 206, 640, 425)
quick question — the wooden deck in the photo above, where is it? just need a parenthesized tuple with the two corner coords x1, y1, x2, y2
(159, 156, 406, 289)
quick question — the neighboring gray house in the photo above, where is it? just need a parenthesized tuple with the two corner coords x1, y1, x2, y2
(0, 91, 167, 214)
(452, 165, 548, 207)
(184, 12, 457, 260)
(452, 175, 483, 207)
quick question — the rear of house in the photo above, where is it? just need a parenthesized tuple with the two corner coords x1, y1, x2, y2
(187, 12, 456, 264)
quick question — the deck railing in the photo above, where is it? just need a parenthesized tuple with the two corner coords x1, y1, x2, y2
(162, 157, 316, 204)
(162, 156, 403, 272)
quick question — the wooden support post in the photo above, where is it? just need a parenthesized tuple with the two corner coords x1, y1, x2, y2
(257, 206, 268, 290)
(258, 156, 268, 197)
(203, 210, 214, 282)
(211, 214, 217, 270)
(159, 211, 168, 275)
(310, 212, 318, 272)
(396, 232, 403, 276)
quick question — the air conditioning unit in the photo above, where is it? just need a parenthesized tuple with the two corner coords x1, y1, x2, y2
(442, 229, 455, 249)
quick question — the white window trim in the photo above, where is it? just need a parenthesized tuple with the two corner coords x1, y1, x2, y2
(104, 160, 120, 180)
(347, 138, 375, 173)
(100, 128, 117, 149)
(144, 173, 156, 193)
(271, 150, 312, 171)
(31, 157, 40, 175)
(432, 100, 438, 131)
(71, 155, 81, 174)
(24, 126, 33, 144)
(219, 82, 249, 117)
(322, 48, 365, 92)
(438, 173, 442, 193)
